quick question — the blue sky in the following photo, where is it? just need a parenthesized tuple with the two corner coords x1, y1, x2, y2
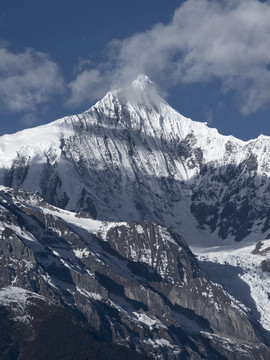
(0, 0, 270, 140)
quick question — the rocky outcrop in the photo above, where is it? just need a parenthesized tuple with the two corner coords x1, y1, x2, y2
(0, 187, 269, 359)
(0, 287, 149, 360)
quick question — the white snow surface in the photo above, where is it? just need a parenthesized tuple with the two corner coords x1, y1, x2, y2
(0, 75, 269, 197)
(0, 75, 270, 233)
(193, 240, 270, 332)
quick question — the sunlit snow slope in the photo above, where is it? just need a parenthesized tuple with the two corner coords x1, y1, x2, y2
(1, 75, 270, 245)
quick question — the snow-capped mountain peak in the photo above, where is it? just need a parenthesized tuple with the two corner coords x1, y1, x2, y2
(1, 75, 270, 358)
(0, 75, 270, 245)
(131, 74, 154, 90)
(108, 73, 166, 110)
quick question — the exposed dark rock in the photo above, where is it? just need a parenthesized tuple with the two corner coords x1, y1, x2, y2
(0, 293, 150, 360)
(261, 259, 270, 273)
(252, 240, 270, 257)
(0, 188, 269, 359)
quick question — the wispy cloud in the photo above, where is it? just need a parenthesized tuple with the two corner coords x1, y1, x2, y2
(68, 0, 270, 115)
(66, 69, 104, 108)
(0, 46, 64, 117)
(203, 105, 213, 125)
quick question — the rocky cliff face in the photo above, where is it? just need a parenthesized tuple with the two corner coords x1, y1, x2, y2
(1, 75, 270, 244)
(0, 287, 149, 360)
(1, 75, 270, 358)
(0, 186, 269, 359)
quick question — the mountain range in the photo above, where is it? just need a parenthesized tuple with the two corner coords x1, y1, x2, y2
(0, 75, 270, 359)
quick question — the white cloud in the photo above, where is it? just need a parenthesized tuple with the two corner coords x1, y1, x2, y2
(66, 68, 104, 108)
(203, 105, 213, 125)
(0, 47, 64, 114)
(68, 0, 270, 115)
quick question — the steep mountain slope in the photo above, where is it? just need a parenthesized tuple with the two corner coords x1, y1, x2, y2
(0, 287, 149, 360)
(198, 240, 270, 334)
(1, 75, 270, 358)
(1, 75, 270, 244)
(0, 186, 269, 359)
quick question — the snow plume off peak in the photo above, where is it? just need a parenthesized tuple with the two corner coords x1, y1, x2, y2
(67, 0, 270, 116)
(117, 74, 166, 110)
(131, 74, 154, 91)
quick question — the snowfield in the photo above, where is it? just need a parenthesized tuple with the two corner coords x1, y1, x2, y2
(194, 241, 270, 332)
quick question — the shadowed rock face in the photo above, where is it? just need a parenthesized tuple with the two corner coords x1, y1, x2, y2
(0, 187, 269, 359)
(0, 290, 150, 360)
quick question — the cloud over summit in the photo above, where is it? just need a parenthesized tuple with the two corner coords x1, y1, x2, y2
(2, 0, 270, 119)
(68, 0, 270, 115)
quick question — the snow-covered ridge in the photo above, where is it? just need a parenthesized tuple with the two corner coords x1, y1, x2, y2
(0, 74, 270, 244)
(0, 75, 253, 164)
(0, 74, 266, 169)
(0, 115, 74, 166)
(1, 74, 267, 174)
